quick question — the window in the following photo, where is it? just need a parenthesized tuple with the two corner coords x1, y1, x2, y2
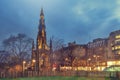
(114, 46, 120, 50)
(115, 46, 118, 50)
(115, 35, 120, 39)
(118, 46, 120, 49)
(112, 47, 114, 50)
(118, 51, 120, 55)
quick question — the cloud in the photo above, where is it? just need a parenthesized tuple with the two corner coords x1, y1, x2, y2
(93, 0, 120, 35)
(0, 0, 120, 45)
(113, 0, 120, 20)
(70, 0, 120, 42)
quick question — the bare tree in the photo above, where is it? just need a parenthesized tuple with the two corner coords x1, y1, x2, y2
(0, 51, 10, 63)
(0, 51, 11, 70)
(48, 36, 65, 70)
(2, 33, 33, 65)
(49, 36, 65, 51)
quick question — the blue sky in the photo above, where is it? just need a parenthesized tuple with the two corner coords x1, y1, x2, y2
(0, 0, 120, 46)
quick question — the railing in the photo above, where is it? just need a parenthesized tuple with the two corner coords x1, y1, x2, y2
(0, 71, 120, 78)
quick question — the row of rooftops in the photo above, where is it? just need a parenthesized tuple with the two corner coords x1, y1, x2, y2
(110, 29, 120, 36)
(66, 29, 120, 48)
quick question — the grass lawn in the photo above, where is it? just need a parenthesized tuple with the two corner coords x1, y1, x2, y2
(0, 76, 110, 80)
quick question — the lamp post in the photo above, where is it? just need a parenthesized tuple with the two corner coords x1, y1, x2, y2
(93, 55, 100, 71)
(23, 61, 26, 71)
(87, 58, 91, 71)
(32, 59, 36, 76)
(22, 61, 26, 76)
(32, 59, 36, 70)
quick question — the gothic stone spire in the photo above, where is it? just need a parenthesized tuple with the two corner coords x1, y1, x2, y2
(37, 8, 48, 50)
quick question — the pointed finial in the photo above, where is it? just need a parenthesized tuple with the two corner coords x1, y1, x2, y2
(50, 38, 52, 46)
(50, 37, 53, 52)
(32, 40, 35, 49)
(40, 8, 44, 16)
(41, 7, 43, 12)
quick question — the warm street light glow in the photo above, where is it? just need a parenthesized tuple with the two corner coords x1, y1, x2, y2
(22, 61, 26, 72)
(93, 55, 100, 58)
(107, 60, 120, 67)
(65, 58, 68, 61)
(23, 61, 26, 64)
(93, 55, 96, 57)
(88, 58, 91, 61)
(32, 59, 36, 63)
(115, 35, 120, 39)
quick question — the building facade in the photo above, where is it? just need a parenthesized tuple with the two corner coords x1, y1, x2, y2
(108, 30, 120, 60)
(87, 38, 108, 61)
(52, 30, 120, 71)
(87, 38, 108, 71)
(56, 42, 88, 71)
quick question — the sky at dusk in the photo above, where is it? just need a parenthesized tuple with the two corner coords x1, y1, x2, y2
(0, 0, 120, 47)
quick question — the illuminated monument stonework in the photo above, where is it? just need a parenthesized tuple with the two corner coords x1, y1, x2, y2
(31, 8, 50, 72)
(37, 8, 49, 50)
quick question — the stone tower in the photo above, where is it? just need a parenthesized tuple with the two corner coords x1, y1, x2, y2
(31, 8, 50, 72)
(37, 8, 48, 50)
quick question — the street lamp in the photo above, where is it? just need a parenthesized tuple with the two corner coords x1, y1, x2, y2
(93, 55, 100, 71)
(32, 59, 36, 70)
(32, 59, 36, 63)
(88, 58, 91, 65)
(23, 61, 26, 71)
(93, 55, 96, 58)
(87, 58, 91, 71)
(32, 59, 36, 76)
(65, 58, 69, 66)
(22, 61, 26, 76)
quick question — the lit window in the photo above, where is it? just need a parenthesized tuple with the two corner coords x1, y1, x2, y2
(115, 39, 120, 42)
(118, 46, 120, 49)
(115, 35, 120, 39)
(112, 47, 114, 50)
(118, 51, 120, 55)
(115, 46, 118, 50)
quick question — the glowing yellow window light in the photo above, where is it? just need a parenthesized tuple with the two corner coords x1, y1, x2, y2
(112, 47, 114, 50)
(118, 46, 120, 49)
(115, 35, 120, 39)
(115, 46, 118, 50)
(118, 51, 120, 55)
